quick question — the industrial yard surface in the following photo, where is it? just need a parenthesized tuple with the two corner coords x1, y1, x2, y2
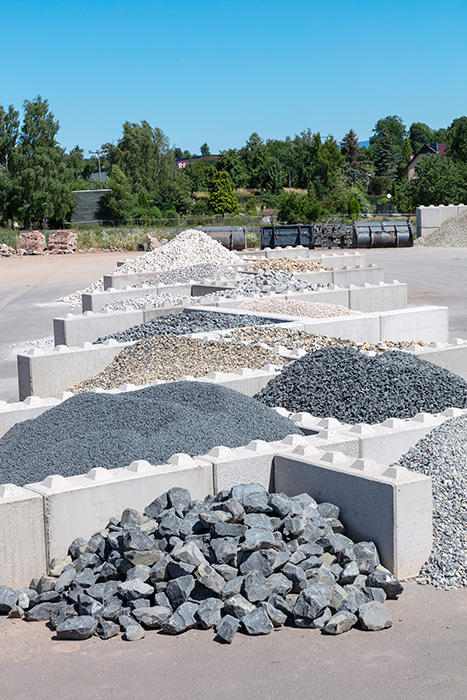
(1, 583, 465, 700)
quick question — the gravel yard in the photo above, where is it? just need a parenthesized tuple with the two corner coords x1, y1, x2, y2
(72, 335, 281, 391)
(0, 383, 301, 485)
(94, 310, 283, 344)
(255, 347, 467, 423)
(396, 414, 467, 589)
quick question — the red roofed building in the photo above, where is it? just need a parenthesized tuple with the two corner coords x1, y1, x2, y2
(406, 143, 446, 180)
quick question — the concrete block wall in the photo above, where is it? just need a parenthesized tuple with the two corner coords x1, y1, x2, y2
(416, 204, 467, 238)
(403, 339, 467, 380)
(238, 248, 367, 267)
(82, 282, 193, 312)
(0, 484, 47, 588)
(273, 451, 432, 579)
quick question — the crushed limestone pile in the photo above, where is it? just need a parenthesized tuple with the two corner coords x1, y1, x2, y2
(415, 211, 467, 247)
(255, 347, 467, 423)
(0, 383, 301, 485)
(395, 414, 466, 589)
(237, 299, 358, 318)
(250, 258, 329, 272)
(0, 483, 403, 642)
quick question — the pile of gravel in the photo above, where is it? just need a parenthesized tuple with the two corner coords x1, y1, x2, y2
(116, 229, 241, 275)
(103, 293, 187, 313)
(250, 258, 329, 272)
(130, 263, 240, 287)
(0, 483, 403, 642)
(72, 336, 281, 391)
(94, 310, 281, 344)
(395, 414, 466, 589)
(0, 383, 301, 486)
(237, 299, 358, 318)
(416, 211, 467, 247)
(255, 347, 467, 423)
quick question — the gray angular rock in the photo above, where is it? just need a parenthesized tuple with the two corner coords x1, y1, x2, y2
(210, 537, 239, 566)
(123, 549, 164, 567)
(309, 606, 332, 629)
(223, 594, 255, 619)
(220, 499, 245, 523)
(0, 586, 17, 613)
(126, 565, 151, 582)
(87, 581, 119, 603)
(25, 602, 61, 621)
(118, 579, 154, 600)
(144, 492, 169, 520)
(328, 583, 348, 611)
(154, 592, 172, 609)
(358, 601, 392, 631)
(166, 575, 195, 608)
(173, 541, 207, 568)
(259, 601, 287, 627)
(242, 528, 276, 551)
(243, 571, 275, 603)
(132, 605, 172, 628)
(49, 556, 72, 577)
(339, 561, 360, 585)
(54, 566, 77, 594)
(242, 607, 273, 635)
(213, 522, 247, 538)
(36, 576, 56, 594)
(293, 584, 330, 622)
(78, 593, 104, 617)
(221, 576, 244, 600)
(354, 541, 380, 574)
(68, 536, 87, 559)
(56, 615, 98, 640)
(158, 513, 183, 538)
(196, 598, 224, 629)
(7, 605, 24, 619)
(282, 563, 308, 592)
(96, 617, 120, 640)
(267, 572, 293, 597)
(283, 514, 306, 537)
(195, 563, 226, 595)
(168, 487, 191, 516)
(167, 560, 196, 579)
(213, 564, 238, 581)
(366, 570, 403, 599)
(268, 593, 292, 616)
(239, 550, 274, 577)
(322, 610, 357, 635)
(231, 483, 268, 506)
(162, 601, 199, 634)
(124, 622, 146, 641)
(244, 513, 274, 530)
(363, 586, 387, 604)
(215, 614, 240, 644)
(74, 568, 96, 588)
(122, 528, 155, 552)
(269, 493, 293, 518)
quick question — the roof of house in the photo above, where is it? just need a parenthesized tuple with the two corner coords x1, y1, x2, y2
(405, 142, 446, 172)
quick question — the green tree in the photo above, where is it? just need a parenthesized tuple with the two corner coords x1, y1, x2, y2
(408, 122, 433, 154)
(200, 142, 210, 156)
(242, 132, 267, 188)
(263, 158, 285, 195)
(12, 97, 74, 226)
(447, 116, 467, 162)
(208, 171, 239, 215)
(433, 127, 448, 143)
(371, 115, 407, 151)
(340, 129, 360, 167)
(277, 191, 306, 223)
(408, 155, 467, 206)
(373, 130, 396, 177)
(0, 165, 13, 224)
(0, 105, 19, 174)
(105, 166, 136, 221)
(217, 148, 249, 188)
(348, 195, 360, 219)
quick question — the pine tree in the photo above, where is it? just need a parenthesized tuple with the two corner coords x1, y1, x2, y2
(348, 195, 360, 219)
(106, 166, 136, 221)
(373, 131, 396, 178)
(340, 129, 360, 168)
(208, 171, 239, 215)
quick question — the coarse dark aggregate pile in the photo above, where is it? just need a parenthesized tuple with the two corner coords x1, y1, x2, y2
(0, 383, 302, 486)
(255, 347, 467, 424)
(395, 414, 466, 589)
(0, 484, 403, 642)
(94, 310, 282, 344)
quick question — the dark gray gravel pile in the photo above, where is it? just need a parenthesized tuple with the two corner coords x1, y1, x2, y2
(255, 347, 467, 423)
(94, 310, 281, 344)
(0, 483, 402, 642)
(395, 415, 466, 589)
(0, 383, 302, 486)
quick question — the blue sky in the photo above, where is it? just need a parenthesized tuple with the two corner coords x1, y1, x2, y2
(1, 0, 466, 153)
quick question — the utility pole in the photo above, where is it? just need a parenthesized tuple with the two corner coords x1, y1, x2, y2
(88, 148, 109, 182)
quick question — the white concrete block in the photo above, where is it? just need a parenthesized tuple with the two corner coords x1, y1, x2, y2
(379, 306, 449, 342)
(0, 484, 47, 588)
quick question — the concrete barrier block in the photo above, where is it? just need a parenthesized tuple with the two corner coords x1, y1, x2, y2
(332, 265, 384, 286)
(0, 484, 47, 588)
(296, 314, 381, 343)
(349, 281, 407, 312)
(403, 342, 467, 380)
(26, 457, 213, 563)
(379, 305, 448, 342)
(273, 453, 432, 578)
(82, 283, 193, 312)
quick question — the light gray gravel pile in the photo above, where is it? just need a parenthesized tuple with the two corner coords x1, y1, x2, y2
(116, 229, 241, 275)
(255, 347, 467, 423)
(416, 211, 467, 247)
(395, 415, 466, 589)
(129, 263, 240, 287)
(103, 293, 187, 312)
(94, 310, 281, 344)
(0, 383, 301, 486)
(0, 483, 403, 642)
(237, 299, 358, 318)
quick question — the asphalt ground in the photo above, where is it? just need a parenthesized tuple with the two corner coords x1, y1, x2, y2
(0, 583, 465, 700)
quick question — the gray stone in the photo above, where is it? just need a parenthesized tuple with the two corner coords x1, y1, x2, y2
(210, 537, 239, 566)
(56, 615, 98, 640)
(54, 566, 77, 594)
(310, 607, 332, 629)
(231, 483, 268, 506)
(36, 576, 56, 594)
(243, 572, 275, 603)
(212, 564, 238, 581)
(339, 561, 360, 585)
(196, 598, 224, 629)
(149, 556, 172, 583)
(215, 614, 240, 644)
(358, 601, 392, 631)
(267, 572, 293, 596)
(268, 593, 292, 617)
(25, 602, 61, 621)
(166, 560, 195, 579)
(118, 579, 154, 600)
(96, 617, 120, 640)
(239, 550, 273, 577)
(363, 587, 387, 604)
(293, 584, 330, 622)
(144, 492, 169, 519)
(74, 568, 96, 588)
(121, 508, 144, 527)
(17, 591, 30, 610)
(244, 513, 273, 530)
(124, 622, 145, 641)
(242, 528, 276, 551)
(259, 601, 287, 627)
(317, 502, 340, 519)
(323, 610, 357, 635)
(195, 563, 226, 595)
(166, 575, 195, 608)
(282, 563, 308, 592)
(223, 594, 255, 619)
(126, 565, 151, 582)
(283, 515, 306, 537)
(0, 586, 17, 613)
(7, 605, 24, 619)
(154, 592, 172, 609)
(354, 541, 380, 574)
(132, 605, 172, 628)
(242, 607, 273, 635)
(124, 548, 164, 567)
(168, 487, 191, 516)
(37, 590, 61, 604)
(221, 576, 244, 600)
(269, 493, 293, 518)
(68, 536, 87, 559)
(122, 528, 155, 551)
(214, 522, 247, 538)
(162, 601, 199, 634)
(78, 593, 104, 617)
(172, 541, 207, 568)
(101, 597, 123, 620)
(158, 513, 183, 538)
(329, 583, 348, 611)
(366, 570, 403, 599)
(87, 581, 119, 603)
(220, 499, 245, 523)
(49, 555, 73, 577)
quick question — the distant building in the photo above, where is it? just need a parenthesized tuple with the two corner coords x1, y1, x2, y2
(71, 190, 111, 223)
(405, 143, 446, 180)
(176, 154, 220, 170)
(89, 169, 109, 183)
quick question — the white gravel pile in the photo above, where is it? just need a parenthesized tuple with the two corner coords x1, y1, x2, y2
(237, 299, 358, 318)
(130, 263, 240, 287)
(58, 279, 104, 307)
(116, 229, 241, 275)
(103, 294, 188, 312)
(415, 211, 467, 247)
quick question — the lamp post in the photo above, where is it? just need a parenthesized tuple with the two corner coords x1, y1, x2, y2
(88, 149, 109, 182)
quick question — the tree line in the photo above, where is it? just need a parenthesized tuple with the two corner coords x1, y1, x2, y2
(0, 96, 466, 227)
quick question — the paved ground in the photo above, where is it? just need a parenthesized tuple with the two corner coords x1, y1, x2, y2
(1, 583, 465, 700)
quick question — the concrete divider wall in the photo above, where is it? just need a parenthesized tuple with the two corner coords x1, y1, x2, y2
(416, 203, 467, 238)
(82, 282, 194, 312)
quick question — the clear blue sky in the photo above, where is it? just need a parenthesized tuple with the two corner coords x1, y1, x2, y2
(2, 0, 466, 153)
